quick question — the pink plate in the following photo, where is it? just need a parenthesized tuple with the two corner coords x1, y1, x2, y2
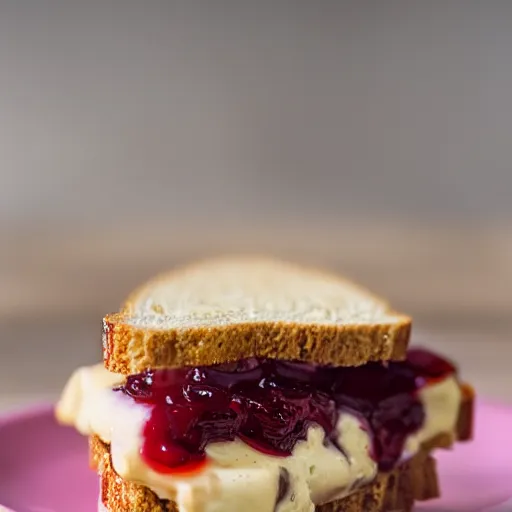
(0, 400, 510, 512)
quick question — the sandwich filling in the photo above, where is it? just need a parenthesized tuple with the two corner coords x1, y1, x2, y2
(57, 349, 462, 512)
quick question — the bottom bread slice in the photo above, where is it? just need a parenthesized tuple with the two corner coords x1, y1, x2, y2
(89, 435, 440, 512)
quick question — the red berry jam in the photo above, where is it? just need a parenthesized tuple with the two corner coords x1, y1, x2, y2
(407, 348, 457, 386)
(117, 348, 456, 474)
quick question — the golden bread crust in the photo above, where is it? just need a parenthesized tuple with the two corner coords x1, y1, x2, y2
(102, 258, 412, 374)
(103, 313, 410, 374)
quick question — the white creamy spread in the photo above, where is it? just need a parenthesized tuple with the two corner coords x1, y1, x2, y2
(405, 377, 461, 455)
(57, 365, 461, 512)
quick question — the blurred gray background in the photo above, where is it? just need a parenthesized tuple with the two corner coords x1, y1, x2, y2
(1, 0, 512, 227)
(0, 1, 511, 406)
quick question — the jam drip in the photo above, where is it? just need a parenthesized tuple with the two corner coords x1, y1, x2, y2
(117, 348, 456, 474)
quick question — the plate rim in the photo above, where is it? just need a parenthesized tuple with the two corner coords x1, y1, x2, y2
(0, 401, 54, 426)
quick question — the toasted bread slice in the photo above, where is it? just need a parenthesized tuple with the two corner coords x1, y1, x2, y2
(103, 257, 411, 374)
(90, 436, 438, 512)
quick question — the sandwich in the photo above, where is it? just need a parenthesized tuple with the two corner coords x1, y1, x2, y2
(56, 257, 474, 512)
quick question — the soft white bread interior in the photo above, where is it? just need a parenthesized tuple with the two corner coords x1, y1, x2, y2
(103, 257, 411, 374)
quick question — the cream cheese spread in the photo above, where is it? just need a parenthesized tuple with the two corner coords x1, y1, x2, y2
(57, 364, 461, 512)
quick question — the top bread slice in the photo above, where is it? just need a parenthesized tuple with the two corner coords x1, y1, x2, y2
(103, 257, 411, 374)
